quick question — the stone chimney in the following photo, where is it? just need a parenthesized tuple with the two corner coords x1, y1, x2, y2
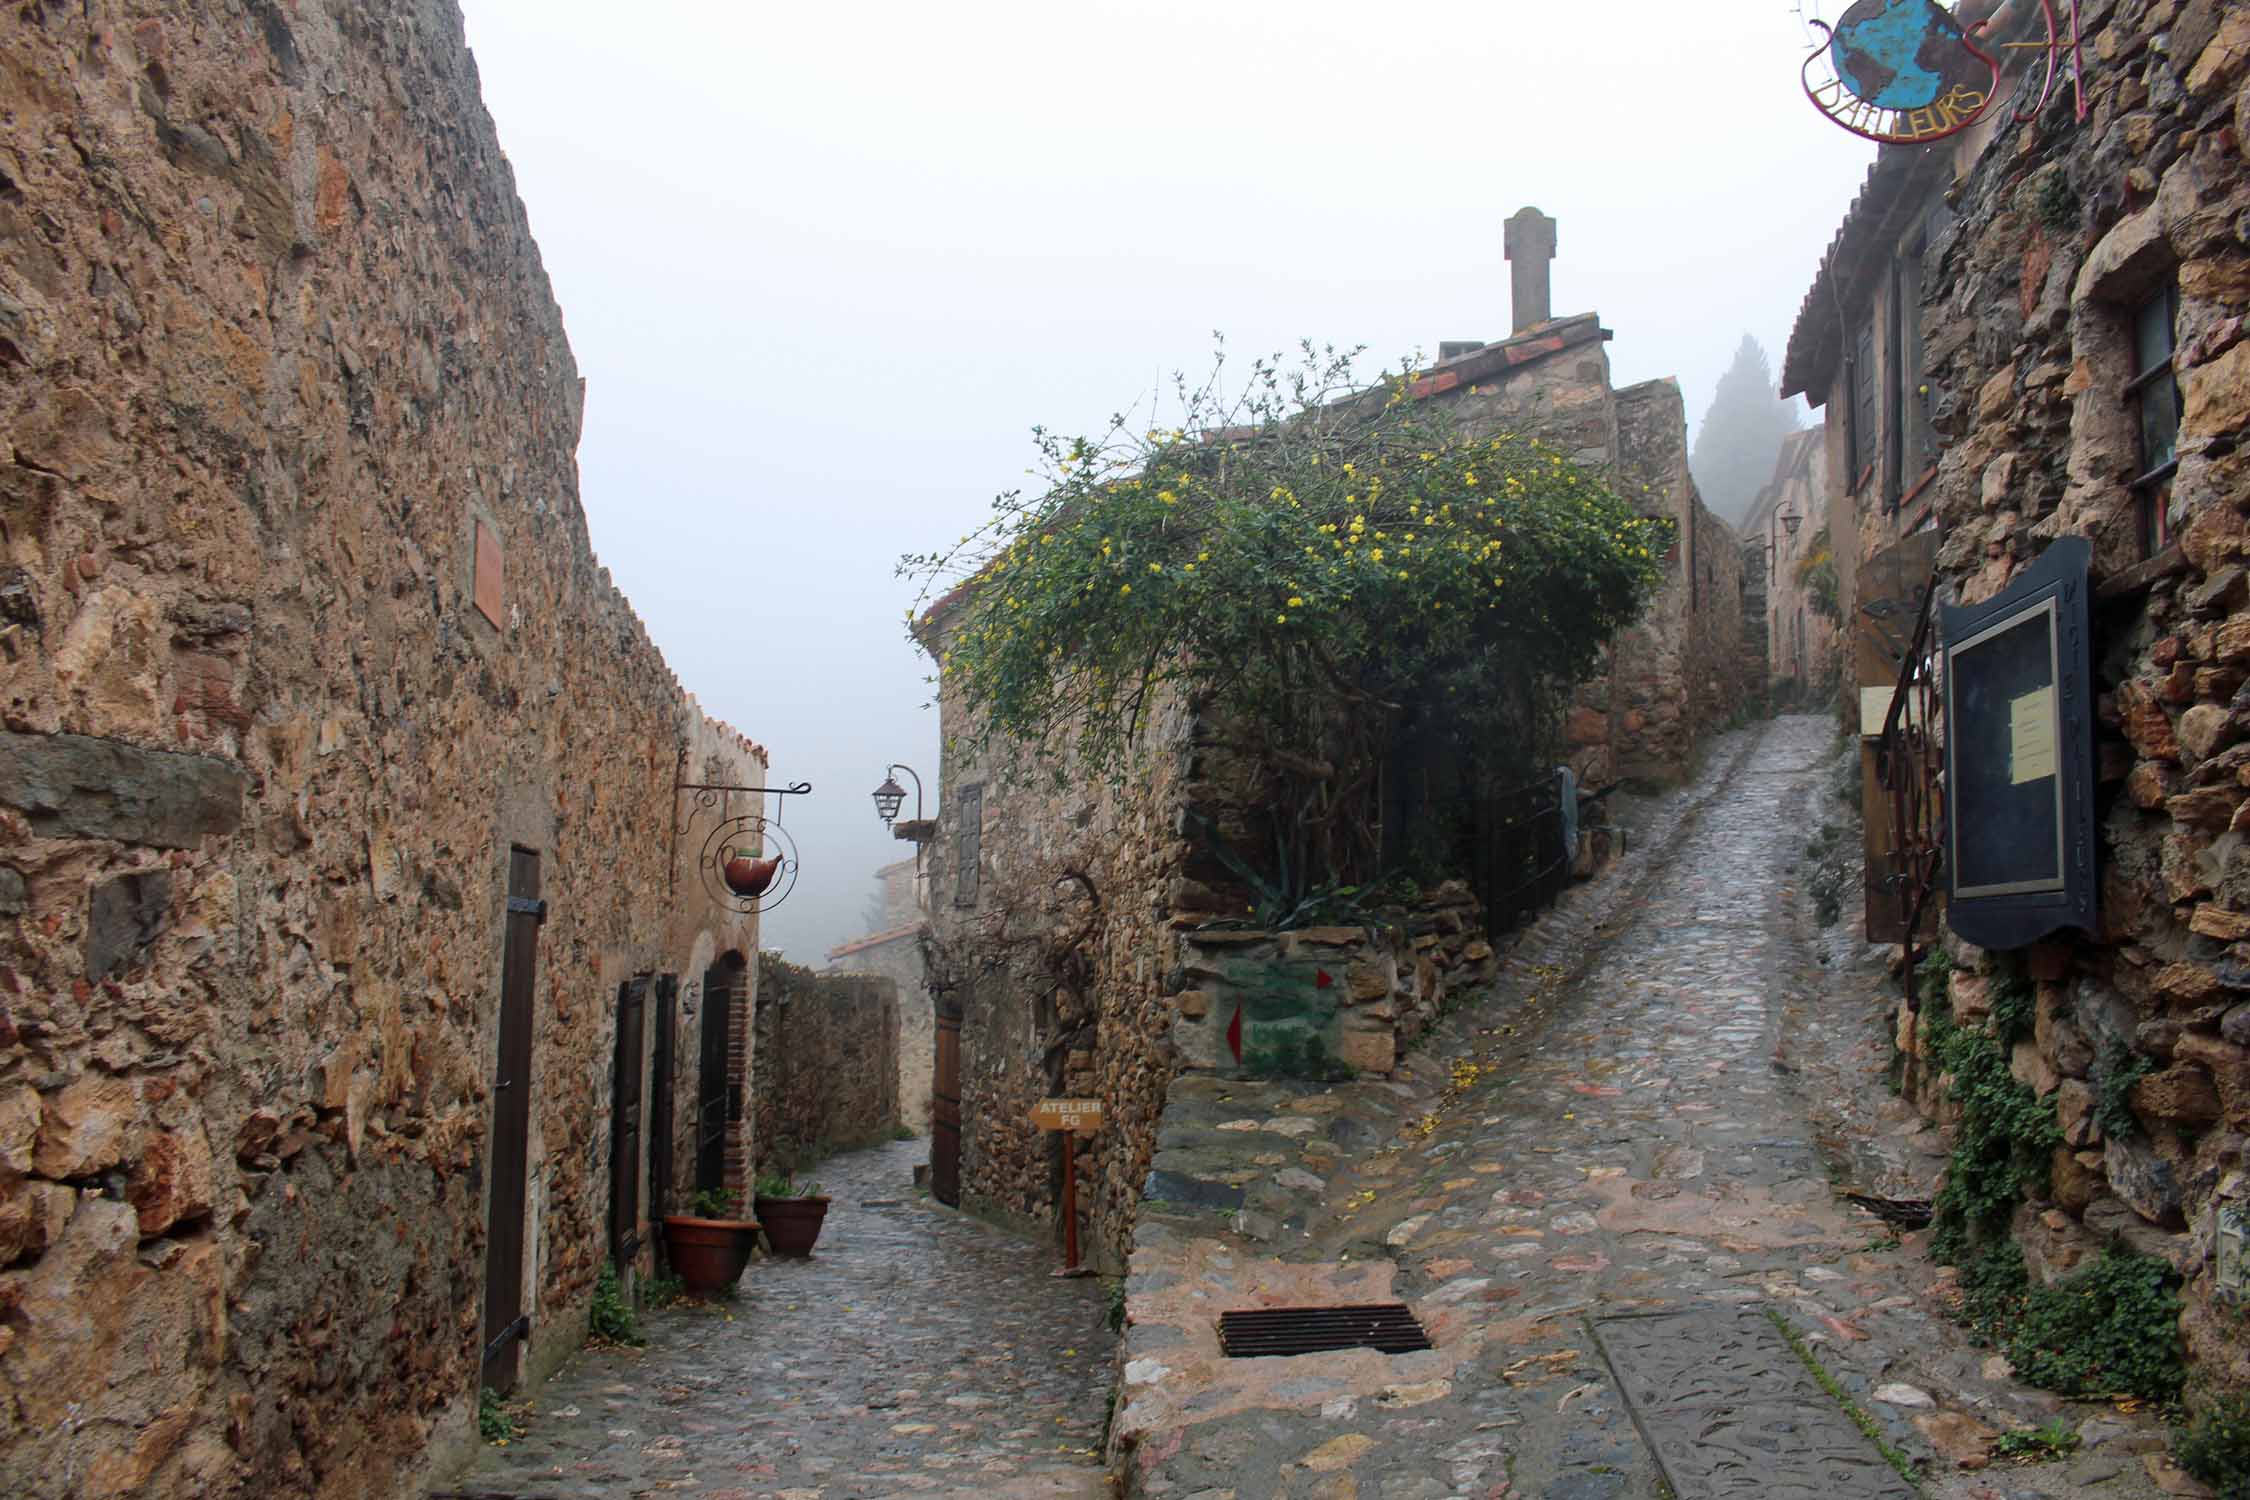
(1504, 206, 1557, 334)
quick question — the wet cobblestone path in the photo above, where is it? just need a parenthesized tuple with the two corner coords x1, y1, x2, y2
(463, 1139, 1115, 1500)
(1120, 717, 2172, 1500)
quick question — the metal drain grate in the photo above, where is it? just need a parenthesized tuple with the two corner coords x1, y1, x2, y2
(1217, 1303, 1432, 1358)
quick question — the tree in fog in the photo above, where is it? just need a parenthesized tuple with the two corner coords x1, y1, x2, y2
(1690, 335, 1801, 525)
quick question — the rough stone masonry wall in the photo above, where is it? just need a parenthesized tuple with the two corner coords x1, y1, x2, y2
(1415, 335, 1745, 785)
(1894, 0, 2250, 1391)
(825, 930, 930, 1132)
(1616, 377, 1748, 774)
(751, 955, 900, 1176)
(0, 6, 763, 1498)
(924, 655, 1194, 1273)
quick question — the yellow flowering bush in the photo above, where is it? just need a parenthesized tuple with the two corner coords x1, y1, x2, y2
(904, 343, 1670, 887)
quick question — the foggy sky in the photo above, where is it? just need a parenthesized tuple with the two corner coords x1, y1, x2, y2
(456, 0, 1876, 964)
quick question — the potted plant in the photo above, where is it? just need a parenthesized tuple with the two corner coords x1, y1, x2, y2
(752, 1170, 830, 1257)
(661, 1187, 760, 1295)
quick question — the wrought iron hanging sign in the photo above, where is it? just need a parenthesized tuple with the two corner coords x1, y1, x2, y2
(1802, 0, 2089, 144)
(668, 747, 811, 915)
(1802, 0, 1999, 144)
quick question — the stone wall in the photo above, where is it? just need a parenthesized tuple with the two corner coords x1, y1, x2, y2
(0, 5, 769, 1498)
(751, 955, 901, 1176)
(1411, 322, 1746, 785)
(825, 856, 931, 1132)
(1165, 888, 1497, 1081)
(923, 675, 1194, 1270)
(1788, 0, 2250, 1394)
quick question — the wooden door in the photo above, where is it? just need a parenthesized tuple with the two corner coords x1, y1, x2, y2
(932, 1002, 961, 1207)
(480, 848, 541, 1393)
(695, 961, 732, 1195)
(609, 977, 647, 1267)
(649, 975, 677, 1242)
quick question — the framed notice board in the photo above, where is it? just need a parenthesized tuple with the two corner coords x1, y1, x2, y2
(1941, 537, 2096, 949)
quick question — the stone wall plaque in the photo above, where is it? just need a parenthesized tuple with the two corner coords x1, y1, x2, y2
(1942, 537, 2096, 949)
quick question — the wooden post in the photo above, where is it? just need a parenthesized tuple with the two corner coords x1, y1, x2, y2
(1029, 1097, 1101, 1278)
(1060, 1127, 1080, 1274)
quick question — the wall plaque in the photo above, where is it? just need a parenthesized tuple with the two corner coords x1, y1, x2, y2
(1942, 537, 2096, 949)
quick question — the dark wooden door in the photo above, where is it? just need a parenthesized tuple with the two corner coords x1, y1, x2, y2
(609, 976, 648, 1267)
(932, 1003, 961, 1207)
(695, 961, 732, 1195)
(649, 975, 677, 1247)
(480, 848, 541, 1393)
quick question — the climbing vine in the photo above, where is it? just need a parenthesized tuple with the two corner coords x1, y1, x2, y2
(904, 342, 1671, 895)
(1922, 961, 2062, 1261)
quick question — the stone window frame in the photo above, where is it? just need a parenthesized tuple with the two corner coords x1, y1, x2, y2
(2067, 212, 2181, 577)
(2126, 283, 2182, 560)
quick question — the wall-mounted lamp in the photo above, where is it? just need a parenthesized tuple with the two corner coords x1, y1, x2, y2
(872, 764, 923, 828)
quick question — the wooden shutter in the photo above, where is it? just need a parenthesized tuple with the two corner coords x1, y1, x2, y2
(609, 977, 648, 1265)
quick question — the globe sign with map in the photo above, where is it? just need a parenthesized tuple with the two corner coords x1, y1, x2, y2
(1805, 0, 1998, 143)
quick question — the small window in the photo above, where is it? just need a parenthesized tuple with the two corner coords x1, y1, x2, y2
(2128, 285, 2180, 557)
(954, 784, 982, 908)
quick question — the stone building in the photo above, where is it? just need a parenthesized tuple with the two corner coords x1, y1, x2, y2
(0, 5, 823, 1497)
(917, 211, 1748, 1271)
(1781, 0, 2250, 1391)
(826, 855, 933, 1131)
(1739, 430, 1841, 700)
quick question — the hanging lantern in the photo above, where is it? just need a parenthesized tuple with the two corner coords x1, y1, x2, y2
(873, 775, 907, 827)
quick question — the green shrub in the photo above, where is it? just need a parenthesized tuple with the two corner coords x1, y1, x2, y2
(1994, 1417, 2080, 1461)
(690, 1185, 744, 1218)
(1954, 1244, 2185, 1403)
(1106, 1277, 1127, 1333)
(2006, 1251, 2184, 1403)
(587, 1261, 642, 1346)
(1989, 970, 2036, 1048)
(477, 1385, 521, 1444)
(2096, 1036, 2152, 1141)
(2176, 1394, 2250, 1499)
(1926, 984, 2061, 1260)
(753, 1170, 822, 1199)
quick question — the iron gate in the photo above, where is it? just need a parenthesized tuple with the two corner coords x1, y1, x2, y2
(1469, 777, 1571, 937)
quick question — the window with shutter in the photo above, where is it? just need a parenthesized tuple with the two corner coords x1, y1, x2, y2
(955, 784, 982, 908)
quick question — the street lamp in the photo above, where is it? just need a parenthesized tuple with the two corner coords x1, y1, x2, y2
(872, 764, 923, 828)
(1764, 503, 1803, 565)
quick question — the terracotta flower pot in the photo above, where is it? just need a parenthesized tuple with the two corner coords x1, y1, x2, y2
(753, 1196, 830, 1257)
(662, 1215, 760, 1294)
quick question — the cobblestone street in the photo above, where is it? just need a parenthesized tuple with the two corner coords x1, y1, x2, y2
(1119, 717, 2175, 1500)
(461, 1140, 1115, 1500)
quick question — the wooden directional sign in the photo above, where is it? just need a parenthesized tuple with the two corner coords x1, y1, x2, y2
(1030, 1098, 1102, 1134)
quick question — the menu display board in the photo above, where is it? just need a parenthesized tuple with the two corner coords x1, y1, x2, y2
(1942, 538, 2097, 949)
